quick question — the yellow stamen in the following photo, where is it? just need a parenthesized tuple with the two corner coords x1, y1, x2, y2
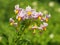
(46, 18, 48, 22)
(10, 23, 13, 26)
(15, 10, 19, 14)
(33, 29, 35, 33)
(27, 11, 32, 16)
(18, 17, 21, 21)
(43, 27, 46, 31)
(38, 16, 41, 20)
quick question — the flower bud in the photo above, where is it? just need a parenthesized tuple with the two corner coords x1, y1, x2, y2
(33, 29, 36, 34)
(13, 23, 18, 27)
(32, 24, 38, 29)
(46, 14, 51, 18)
(9, 18, 14, 23)
(43, 22, 48, 27)
(9, 18, 14, 26)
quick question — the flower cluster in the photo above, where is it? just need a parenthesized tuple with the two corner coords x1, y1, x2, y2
(9, 4, 51, 33)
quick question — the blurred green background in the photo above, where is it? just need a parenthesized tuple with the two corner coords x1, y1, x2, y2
(0, 0, 60, 45)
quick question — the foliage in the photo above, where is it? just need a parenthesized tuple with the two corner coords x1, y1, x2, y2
(0, 0, 60, 45)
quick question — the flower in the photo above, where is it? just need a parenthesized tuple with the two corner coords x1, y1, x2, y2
(38, 12, 43, 20)
(16, 16, 22, 21)
(38, 26, 43, 30)
(45, 14, 51, 22)
(13, 23, 18, 27)
(15, 4, 19, 10)
(38, 22, 48, 31)
(46, 14, 51, 18)
(38, 24, 46, 31)
(32, 11, 38, 19)
(26, 6, 32, 12)
(43, 22, 48, 30)
(32, 25, 38, 29)
(43, 22, 48, 27)
(26, 6, 35, 16)
(16, 9, 26, 21)
(31, 24, 38, 33)
(38, 12, 43, 16)
(26, 6, 37, 19)
(26, 6, 32, 16)
(14, 4, 22, 14)
(9, 18, 14, 22)
(41, 17, 46, 21)
(33, 29, 36, 34)
(9, 18, 14, 25)
(9, 5, 51, 34)
(24, 14, 29, 19)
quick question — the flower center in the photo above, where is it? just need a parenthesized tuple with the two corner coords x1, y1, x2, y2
(27, 11, 32, 16)
(18, 17, 21, 21)
(43, 27, 46, 31)
(38, 16, 42, 20)
(15, 10, 19, 14)
(46, 18, 48, 22)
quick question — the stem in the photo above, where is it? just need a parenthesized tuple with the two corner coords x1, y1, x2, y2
(15, 21, 25, 44)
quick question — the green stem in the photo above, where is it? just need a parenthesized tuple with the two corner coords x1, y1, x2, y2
(15, 21, 25, 44)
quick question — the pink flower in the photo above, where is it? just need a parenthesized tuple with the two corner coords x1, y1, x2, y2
(38, 12, 43, 16)
(32, 11, 39, 19)
(46, 14, 51, 18)
(38, 27, 43, 30)
(38, 24, 44, 30)
(9, 18, 14, 25)
(25, 6, 35, 16)
(16, 9, 26, 21)
(41, 17, 46, 21)
(38, 22, 48, 30)
(14, 4, 22, 14)
(9, 5, 51, 33)
(9, 18, 14, 23)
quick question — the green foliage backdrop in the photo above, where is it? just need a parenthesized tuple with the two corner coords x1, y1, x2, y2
(0, 0, 60, 45)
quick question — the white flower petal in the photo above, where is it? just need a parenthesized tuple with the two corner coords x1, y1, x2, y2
(38, 27, 43, 30)
(43, 22, 48, 27)
(15, 4, 19, 9)
(26, 6, 32, 11)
